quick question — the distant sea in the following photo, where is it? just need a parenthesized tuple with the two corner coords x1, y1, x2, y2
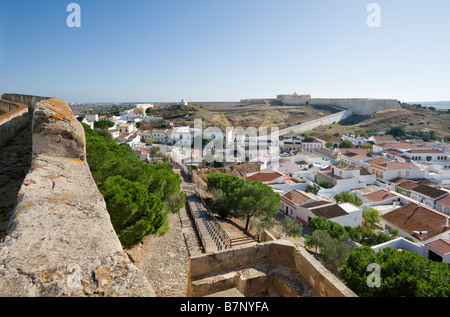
(407, 101, 450, 110)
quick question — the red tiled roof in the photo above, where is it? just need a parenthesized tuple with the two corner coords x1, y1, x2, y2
(382, 143, 418, 149)
(363, 189, 398, 202)
(373, 135, 397, 142)
(374, 162, 419, 170)
(426, 239, 450, 255)
(366, 158, 392, 166)
(436, 194, 450, 208)
(247, 172, 283, 183)
(397, 180, 420, 191)
(407, 149, 445, 154)
(282, 189, 314, 206)
(381, 203, 450, 241)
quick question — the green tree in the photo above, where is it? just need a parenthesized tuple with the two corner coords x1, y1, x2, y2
(305, 230, 332, 254)
(305, 184, 320, 195)
(387, 126, 406, 138)
(284, 217, 303, 238)
(318, 180, 328, 189)
(81, 123, 185, 248)
(339, 140, 353, 148)
(340, 247, 450, 297)
(234, 180, 281, 231)
(334, 192, 362, 207)
(94, 120, 115, 130)
(97, 176, 168, 249)
(363, 208, 381, 229)
(207, 173, 281, 231)
(325, 141, 334, 149)
(309, 216, 349, 242)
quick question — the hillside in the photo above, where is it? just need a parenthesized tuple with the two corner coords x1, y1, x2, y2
(309, 104, 450, 138)
(149, 102, 450, 138)
(149, 103, 341, 131)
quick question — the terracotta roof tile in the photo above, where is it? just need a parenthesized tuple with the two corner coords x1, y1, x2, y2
(363, 189, 398, 202)
(247, 171, 283, 183)
(436, 194, 450, 208)
(381, 203, 450, 241)
(282, 189, 315, 206)
(411, 185, 447, 199)
(426, 239, 450, 255)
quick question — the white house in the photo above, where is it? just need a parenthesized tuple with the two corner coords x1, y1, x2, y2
(340, 152, 372, 167)
(371, 237, 450, 263)
(370, 161, 424, 182)
(118, 122, 136, 134)
(270, 159, 300, 176)
(315, 162, 376, 194)
(308, 201, 362, 228)
(409, 184, 448, 209)
(403, 149, 449, 162)
(85, 114, 99, 123)
(342, 133, 368, 147)
(82, 117, 95, 130)
(152, 129, 167, 143)
(368, 135, 398, 145)
(435, 194, 450, 216)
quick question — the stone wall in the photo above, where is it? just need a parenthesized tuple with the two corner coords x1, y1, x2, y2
(278, 109, 354, 136)
(308, 98, 401, 115)
(187, 240, 357, 297)
(1, 93, 50, 114)
(277, 94, 401, 115)
(0, 95, 154, 297)
(0, 99, 30, 149)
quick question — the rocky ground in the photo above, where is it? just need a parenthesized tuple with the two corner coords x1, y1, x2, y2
(126, 202, 204, 297)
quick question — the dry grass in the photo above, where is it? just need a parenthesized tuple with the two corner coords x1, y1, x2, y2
(310, 104, 450, 137)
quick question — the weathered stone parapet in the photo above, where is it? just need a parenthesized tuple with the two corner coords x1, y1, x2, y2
(0, 99, 30, 149)
(0, 95, 154, 297)
(32, 98, 86, 160)
(1, 93, 50, 115)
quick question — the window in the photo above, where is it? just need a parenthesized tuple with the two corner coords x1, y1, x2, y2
(406, 171, 409, 177)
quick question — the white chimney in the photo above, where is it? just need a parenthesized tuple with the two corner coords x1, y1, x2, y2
(446, 217, 449, 228)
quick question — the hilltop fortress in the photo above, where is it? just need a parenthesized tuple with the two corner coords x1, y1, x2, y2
(274, 93, 402, 115)
(193, 93, 402, 116)
(245, 93, 402, 116)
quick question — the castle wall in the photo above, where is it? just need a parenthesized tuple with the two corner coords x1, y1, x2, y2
(1, 93, 50, 115)
(0, 95, 154, 297)
(308, 98, 401, 115)
(0, 100, 30, 149)
(278, 109, 354, 136)
(277, 94, 401, 115)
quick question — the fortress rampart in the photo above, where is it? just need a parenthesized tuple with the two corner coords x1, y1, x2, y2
(0, 94, 154, 297)
(276, 94, 402, 115)
(0, 99, 30, 149)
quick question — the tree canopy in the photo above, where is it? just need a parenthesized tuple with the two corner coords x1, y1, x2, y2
(340, 247, 450, 297)
(207, 173, 281, 231)
(82, 123, 186, 248)
(333, 192, 362, 207)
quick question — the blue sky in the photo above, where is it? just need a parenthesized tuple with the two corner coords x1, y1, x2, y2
(0, 0, 449, 103)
